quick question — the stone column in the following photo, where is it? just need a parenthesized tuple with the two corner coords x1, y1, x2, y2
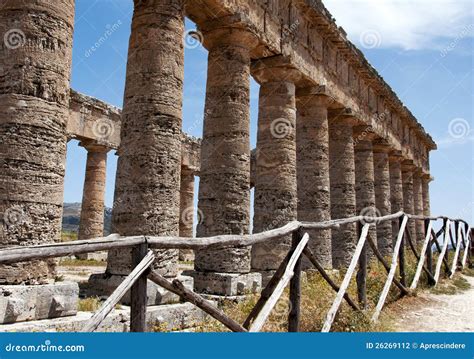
(353, 126, 378, 259)
(193, 22, 261, 295)
(389, 152, 404, 244)
(373, 141, 393, 256)
(77, 142, 110, 260)
(329, 115, 358, 268)
(295, 90, 332, 269)
(413, 169, 424, 242)
(179, 168, 195, 261)
(402, 161, 416, 244)
(251, 62, 299, 279)
(0, 0, 75, 284)
(106, 0, 184, 278)
(421, 174, 432, 217)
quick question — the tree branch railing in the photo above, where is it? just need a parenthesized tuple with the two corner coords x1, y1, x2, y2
(0, 211, 471, 333)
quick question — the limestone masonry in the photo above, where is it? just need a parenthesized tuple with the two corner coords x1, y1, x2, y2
(0, 0, 436, 320)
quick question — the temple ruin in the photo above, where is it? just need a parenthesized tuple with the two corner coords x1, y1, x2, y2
(0, 0, 437, 329)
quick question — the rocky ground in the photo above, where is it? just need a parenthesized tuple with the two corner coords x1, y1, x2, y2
(392, 275, 474, 332)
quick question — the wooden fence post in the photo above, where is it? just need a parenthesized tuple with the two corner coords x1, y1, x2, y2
(130, 242, 149, 332)
(288, 229, 303, 332)
(356, 221, 367, 308)
(398, 216, 406, 286)
(425, 219, 433, 277)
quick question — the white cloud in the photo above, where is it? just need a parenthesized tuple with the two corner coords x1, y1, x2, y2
(323, 0, 474, 50)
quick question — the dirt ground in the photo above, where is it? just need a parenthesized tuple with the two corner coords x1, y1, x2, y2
(391, 275, 474, 332)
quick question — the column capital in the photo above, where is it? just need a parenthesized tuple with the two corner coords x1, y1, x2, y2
(421, 173, 434, 182)
(388, 150, 404, 163)
(401, 159, 416, 172)
(353, 125, 378, 143)
(328, 108, 360, 126)
(295, 87, 334, 107)
(79, 140, 111, 154)
(251, 56, 302, 84)
(200, 14, 259, 50)
(372, 139, 392, 153)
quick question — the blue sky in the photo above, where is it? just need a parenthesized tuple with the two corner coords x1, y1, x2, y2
(65, 0, 473, 224)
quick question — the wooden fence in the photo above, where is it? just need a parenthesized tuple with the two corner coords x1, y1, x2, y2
(0, 211, 471, 333)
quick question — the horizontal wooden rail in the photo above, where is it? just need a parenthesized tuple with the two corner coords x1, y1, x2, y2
(0, 234, 144, 265)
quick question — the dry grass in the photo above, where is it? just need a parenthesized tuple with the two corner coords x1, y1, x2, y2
(78, 297, 101, 312)
(195, 248, 464, 333)
(59, 258, 106, 267)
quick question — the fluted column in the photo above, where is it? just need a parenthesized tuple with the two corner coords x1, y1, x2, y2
(179, 169, 195, 261)
(353, 127, 377, 259)
(107, 0, 184, 278)
(77, 142, 109, 259)
(251, 63, 299, 273)
(373, 141, 393, 256)
(329, 115, 358, 268)
(413, 169, 424, 242)
(195, 25, 258, 274)
(0, 0, 75, 284)
(421, 174, 432, 217)
(389, 152, 404, 244)
(402, 161, 416, 244)
(296, 91, 332, 269)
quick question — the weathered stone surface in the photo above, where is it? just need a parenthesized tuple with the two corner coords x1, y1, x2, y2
(329, 117, 358, 268)
(179, 169, 195, 261)
(422, 174, 432, 216)
(402, 161, 416, 244)
(77, 143, 109, 260)
(191, 271, 261, 296)
(413, 170, 425, 242)
(296, 92, 332, 269)
(373, 143, 393, 256)
(87, 274, 193, 306)
(0, 0, 75, 283)
(107, 0, 185, 278)
(252, 63, 298, 272)
(389, 152, 404, 244)
(195, 26, 258, 274)
(353, 126, 377, 258)
(0, 302, 211, 332)
(0, 282, 78, 324)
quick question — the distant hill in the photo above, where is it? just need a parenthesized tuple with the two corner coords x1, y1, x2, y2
(62, 203, 112, 235)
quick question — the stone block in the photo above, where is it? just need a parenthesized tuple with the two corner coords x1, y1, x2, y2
(190, 271, 262, 296)
(0, 282, 79, 324)
(87, 273, 193, 306)
(0, 302, 212, 333)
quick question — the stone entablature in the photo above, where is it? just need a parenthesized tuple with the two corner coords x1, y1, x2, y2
(67, 90, 201, 173)
(185, 0, 436, 175)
